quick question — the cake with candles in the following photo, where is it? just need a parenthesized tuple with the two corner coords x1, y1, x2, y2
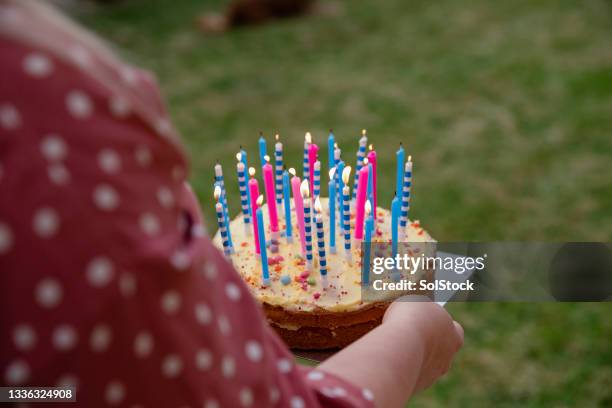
(213, 130, 435, 350)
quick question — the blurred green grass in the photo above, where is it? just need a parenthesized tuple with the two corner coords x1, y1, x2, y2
(73, 0, 612, 405)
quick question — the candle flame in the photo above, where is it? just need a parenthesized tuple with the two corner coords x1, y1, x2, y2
(275, 133, 280, 141)
(264, 154, 270, 163)
(408, 155, 412, 162)
(236, 152, 242, 161)
(329, 167, 336, 180)
(300, 179, 310, 198)
(334, 142, 339, 149)
(305, 132, 312, 144)
(362, 129, 367, 136)
(249, 167, 256, 177)
(368, 144, 373, 151)
(365, 200, 372, 215)
(288, 167, 296, 177)
(363, 157, 369, 165)
(214, 185, 221, 200)
(256, 195, 264, 206)
(314, 196, 322, 213)
(342, 166, 351, 184)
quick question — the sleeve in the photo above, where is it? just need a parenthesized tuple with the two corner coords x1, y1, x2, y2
(0, 33, 375, 408)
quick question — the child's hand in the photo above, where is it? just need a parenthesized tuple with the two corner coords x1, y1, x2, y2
(384, 297, 464, 393)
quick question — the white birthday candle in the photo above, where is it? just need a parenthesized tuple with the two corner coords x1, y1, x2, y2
(352, 129, 368, 201)
(236, 153, 251, 234)
(400, 156, 413, 238)
(313, 160, 321, 202)
(214, 163, 233, 251)
(274, 134, 283, 206)
(303, 132, 311, 190)
(214, 186, 231, 257)
(314, 197, 328, 278)
(301, 180, 313, 270)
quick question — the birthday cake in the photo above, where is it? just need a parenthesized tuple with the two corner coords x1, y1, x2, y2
(213, 196, 434, 349)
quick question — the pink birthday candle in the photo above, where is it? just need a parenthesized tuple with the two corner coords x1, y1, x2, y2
(354, 164, 369, 240)
(289, 168, 306, 257)
(308, 141, 319, 195)
(367, 145, 377, 219)
(262, 156, 279, 233)
(248, 167, 261, 254)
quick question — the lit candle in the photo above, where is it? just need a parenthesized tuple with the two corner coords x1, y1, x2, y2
(240, 146, 251, 215)
(262, 155, 280, 253)
(282, 169, 293, 243)
(314, 197, 328, 278)
(354, 163, 369, 240)
(362, 200, 374, 285)
(308, 140, 319, 195)
(336, 160, 345, 232)
(400, 156, 413, 238)
(301, 180, 313, 270)
(290, 168, 306, 257)
(255, 195, 270, 286)
(327, 130, 335, 170)
(214, 185, 231, 257)
(248, 167, 261, 255)
(352, 129, 368, 200)
(303, 132, 311, 190)
(236, 154, 251, 235)
(274, 134, 283, 207)
(396, 143, 405, 203)
(367, 145, 377, 219)
(341, 166, 352, 262)
(214, 162, 233, 250)
(328, 167, 336, 254)
(258, 132, 267, 168)
(313, 160, 321, 201)
(391, 193, 400, 258)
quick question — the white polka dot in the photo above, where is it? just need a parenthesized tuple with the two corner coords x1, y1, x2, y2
(40, 135, 67, 161)
(161, 290, 181, 314)
(320, 387, 335, 398)
(221, 355, 235, 378)
(170, 250, 190, 270)
(4, 359, 29, 385)
(307, 370, 325, 381)
(138, 213, 160, 236)
(52, 325, 78, 351)
(277, 358, 292, 374)
(105, 380, 125, 405)
(134, 332, 153, 358)
(204, 399, 219, 408)
(217, 315, 231, 336)
(225, 282, 241, 301)
(269, 387, 280, 404)
(109, 96, 130, 118)
(86, 256, 114, 287)
(245, 340, 263, 362)
(97, 149, 121, 174)
(48, 164, 71, 185)
(68, 45, 91, 68)
(56, 373, 78, 388)
(239, 387, 253, 407)
(194, 303, 212, 325)
(161, 354, 183, 378)
(290, 396, 305, 408)
(32, 207, 60, 238)
(90, 324, 112, 352)
(332, 387, 347, 397)
(155, 118, 172, 137)
(202, 262, 217, 280)
(66, 90, 93, 119)
(362, 388, 374, 401)
(119, 273, 136, 297)
(193, 224, 207, 238)
(134, 146, 152, 167)
(0, 223, 14, 254)
(195, 349, 212, 371)
(120, 66, 138, 85)
(93, 184, 120, 211)
(13, 324, 36, 351)
(0, 104, 21, 130)
(35, 278, 62, 308)
(156, 187, 174, 208)
(23, 52, 53, 78)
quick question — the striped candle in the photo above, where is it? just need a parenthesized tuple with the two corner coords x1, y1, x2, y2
(313, 160, 321, 202)
(274, 134, 283, 206)
(328, 168, 336, 254)
(214, 186, 231, 257)
(362, 200, 374, 285)
(240, 147, 251, 216)
(352, 129, 368, 200)
(214, 163, 233, 251)
(301, 180, 313, 269)
(236, 156, 251, 234)
(341, 166, 352, 262)
(303, 132, 311, 190)
(334, 145, 342, 228)
(400, 156, 413, 237)
(314, 197, 328, 278)
(336, 160, 345, 232)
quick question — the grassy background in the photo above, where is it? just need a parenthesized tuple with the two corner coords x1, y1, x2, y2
(72, 0, 612, 405)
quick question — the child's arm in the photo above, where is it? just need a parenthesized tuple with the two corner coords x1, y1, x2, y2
(319, 299, 464, 408)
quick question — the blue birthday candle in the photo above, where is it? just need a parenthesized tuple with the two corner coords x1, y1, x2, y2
(282, 169, 293, 243)
(352, 130, 368, 200)
(362, 200, 374, 285)
(366, 162, 373, 210)
(255, 196, 270, 286)
(214, 163, 233, 251)
(302, 180, 313, 269)
(314, 198, 328, 277)
(215, 189, 231, 257)
(274, 134, 283, 206)
(336, 160, 345, 231)
(328, 168, 336, 253)
(313, 160, 321, 202)
(396, 143, 405, 202)
(258, 132, 267, 168)
(392, 194, 400, 258)
(240, 147, 252, 216)
(303, 132, 311, 189)
(236, 158, 251, 233)
(327, 130, 335, 170)
(400, 156, 413, 231)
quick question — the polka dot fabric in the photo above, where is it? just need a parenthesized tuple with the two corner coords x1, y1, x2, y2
(0, 7, 374, 408)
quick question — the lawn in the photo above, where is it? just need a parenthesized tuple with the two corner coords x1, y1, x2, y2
(73, 0, 612, 405)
